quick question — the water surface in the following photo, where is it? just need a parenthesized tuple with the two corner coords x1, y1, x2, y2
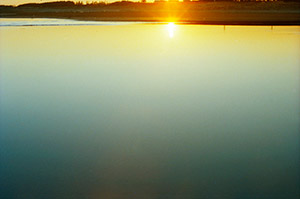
(0, 19, 299, 198)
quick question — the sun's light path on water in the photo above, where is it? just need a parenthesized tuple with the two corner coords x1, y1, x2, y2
(167, 22, 176, 38)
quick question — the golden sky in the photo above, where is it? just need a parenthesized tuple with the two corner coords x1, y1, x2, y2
(0, 0, 140, 6)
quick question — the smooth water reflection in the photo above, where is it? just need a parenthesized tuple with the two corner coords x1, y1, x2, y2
(0, 19, 300, 198)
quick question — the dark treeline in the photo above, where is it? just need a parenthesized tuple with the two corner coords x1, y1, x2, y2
(1, 0, 297, 8)
(1, 0, 299, 25)
(0, 0, 299, 9)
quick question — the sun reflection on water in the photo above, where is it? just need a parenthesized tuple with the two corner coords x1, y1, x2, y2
(167, 22, 176, 38)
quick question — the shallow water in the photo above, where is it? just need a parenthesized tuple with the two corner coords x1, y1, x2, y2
(0, 18, 145, 27)
(0, 18, 300, 198)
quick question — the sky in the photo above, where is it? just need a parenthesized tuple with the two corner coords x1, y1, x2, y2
(0, 0, 140, 6)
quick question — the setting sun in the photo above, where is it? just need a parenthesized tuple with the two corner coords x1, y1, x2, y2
(0, 1, 300, 198)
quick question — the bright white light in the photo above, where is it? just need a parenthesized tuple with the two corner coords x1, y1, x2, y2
(167, 22, 176, 38)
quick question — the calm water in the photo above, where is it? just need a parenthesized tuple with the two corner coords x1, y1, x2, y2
(0, 18, 299, 199)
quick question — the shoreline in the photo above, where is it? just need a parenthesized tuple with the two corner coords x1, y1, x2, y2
(1, 16, 299, 26)
(1, 2, 300, 25)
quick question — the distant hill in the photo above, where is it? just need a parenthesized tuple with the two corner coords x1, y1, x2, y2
(1, 1, 300, 25)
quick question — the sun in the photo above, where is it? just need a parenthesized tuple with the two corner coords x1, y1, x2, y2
(167, 22, 176, 38)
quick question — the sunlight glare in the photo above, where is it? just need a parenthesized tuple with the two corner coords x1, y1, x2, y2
(167, 22, 176, 38)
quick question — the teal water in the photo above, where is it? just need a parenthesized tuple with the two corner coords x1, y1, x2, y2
(0, 19, 299, 198)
